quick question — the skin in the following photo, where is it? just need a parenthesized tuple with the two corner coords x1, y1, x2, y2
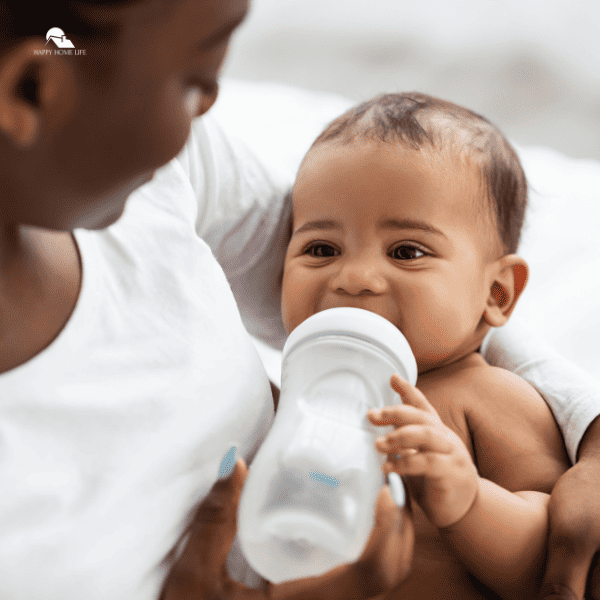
(1, 1, 598, 597)
(0, 0, 247, 373)
(541, 415, 600, 600)
(282, 140, 525, 371)
(0, 3, 412, 599)
(282, 139, 571, 599)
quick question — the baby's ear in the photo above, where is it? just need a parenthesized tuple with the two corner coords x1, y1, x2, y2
(483, 254, 528, 327)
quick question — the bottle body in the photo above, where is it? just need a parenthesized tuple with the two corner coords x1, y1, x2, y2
(238, 309, 417, 583)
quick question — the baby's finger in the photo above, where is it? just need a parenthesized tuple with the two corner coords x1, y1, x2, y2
(376, 424, 455, 454)
(387, 449, 449, 478)
(390, 374, 438, 416)
(367, 404, 434, 427)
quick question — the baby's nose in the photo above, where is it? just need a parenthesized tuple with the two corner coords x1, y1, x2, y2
(333, 257, 388, 296)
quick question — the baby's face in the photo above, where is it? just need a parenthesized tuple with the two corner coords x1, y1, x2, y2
(282, 140, 500, 373)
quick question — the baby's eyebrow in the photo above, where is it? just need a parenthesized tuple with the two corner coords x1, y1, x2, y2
(378, 218, 446, 237)
(293, 220, 342, 235)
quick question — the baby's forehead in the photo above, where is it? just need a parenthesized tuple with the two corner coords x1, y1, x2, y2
(298, 137, 502, 251)
(300, 138, 490, 217)
(302, 94, 525, 255)
(303, 135, 485, 196)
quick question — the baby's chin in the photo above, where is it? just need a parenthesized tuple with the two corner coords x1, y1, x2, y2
(414, 343, 484, 375)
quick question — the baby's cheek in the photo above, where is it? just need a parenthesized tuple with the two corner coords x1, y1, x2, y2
(403, 302, 458, 366)
(281, 267, 321, 335)
(281, 268, 302, 335)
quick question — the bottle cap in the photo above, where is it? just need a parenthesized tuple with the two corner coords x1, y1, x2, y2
(283, 308, 417, 384)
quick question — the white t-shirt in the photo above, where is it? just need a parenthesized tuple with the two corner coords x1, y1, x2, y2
(0, 115, 278, 599)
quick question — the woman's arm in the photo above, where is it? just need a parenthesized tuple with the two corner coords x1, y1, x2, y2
(538, 416, 600, 600)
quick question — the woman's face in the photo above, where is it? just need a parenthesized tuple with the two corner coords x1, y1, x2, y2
(18, 0, 249, 230)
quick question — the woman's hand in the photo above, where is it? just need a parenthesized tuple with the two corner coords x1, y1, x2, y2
(269, 485, 414, 600)
(367, 374, 479, 529)
(160, 459, 265, 600)
(537, 463, 600, 600)
(160, 456, 414, 600)
(354, 482, 415, 594)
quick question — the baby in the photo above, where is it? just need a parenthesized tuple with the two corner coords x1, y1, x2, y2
(280, 92, 571, 599)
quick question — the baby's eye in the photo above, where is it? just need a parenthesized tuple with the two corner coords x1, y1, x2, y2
(306, 243, 339, 258)
(391, 245, 427, 260)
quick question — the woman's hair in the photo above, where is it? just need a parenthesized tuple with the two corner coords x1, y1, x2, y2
(312, 92, 527, 254)
(0, 0, 147, 54)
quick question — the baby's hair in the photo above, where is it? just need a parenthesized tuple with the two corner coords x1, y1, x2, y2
(312, 92, 527, 254)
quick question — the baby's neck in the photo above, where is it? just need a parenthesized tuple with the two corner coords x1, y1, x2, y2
(416, 330, 490, 377)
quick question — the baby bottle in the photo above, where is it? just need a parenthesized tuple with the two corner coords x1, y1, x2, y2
(238, 307, 417, 583)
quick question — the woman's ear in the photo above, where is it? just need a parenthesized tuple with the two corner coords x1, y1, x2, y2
(0, 39, 77, 148)
(484, 254, 529, 327)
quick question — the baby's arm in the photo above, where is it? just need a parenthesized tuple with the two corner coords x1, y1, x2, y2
(483, 322, 600, 599)
(368, 371, 569, 599)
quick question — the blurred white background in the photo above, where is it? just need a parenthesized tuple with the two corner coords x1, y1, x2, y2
(215, 0, 600, 382)
(223, 0, 600, 162)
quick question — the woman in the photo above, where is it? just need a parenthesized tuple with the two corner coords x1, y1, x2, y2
(0, 1, 598, 599)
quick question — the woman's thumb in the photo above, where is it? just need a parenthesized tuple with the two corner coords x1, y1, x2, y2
(189, 458, 249, 569)
(159, 459, 250, 600)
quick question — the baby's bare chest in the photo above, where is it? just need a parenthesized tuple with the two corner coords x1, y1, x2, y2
(381, 505, 500, 600)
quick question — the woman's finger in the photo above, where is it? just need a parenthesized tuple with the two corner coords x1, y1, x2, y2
(376, 424, 455, 454)
(192, 458, 248, 570)
(358, 485, 415, 590)
(159, 459, 251, 600)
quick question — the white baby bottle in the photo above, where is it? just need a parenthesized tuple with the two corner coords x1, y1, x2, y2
(238, 307, 417, 583)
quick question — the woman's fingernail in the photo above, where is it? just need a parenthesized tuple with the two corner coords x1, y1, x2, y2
(218, 446, 237, 478)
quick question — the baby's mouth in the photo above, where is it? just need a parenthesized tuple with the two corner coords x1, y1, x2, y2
(317, 303, 400, 330)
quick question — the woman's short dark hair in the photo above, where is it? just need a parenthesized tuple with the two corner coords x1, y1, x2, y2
(0, 1, 146, 54)
(312, 92, 527, 254)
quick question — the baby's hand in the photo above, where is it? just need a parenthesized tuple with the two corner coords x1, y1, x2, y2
(367, 374, 479, 529)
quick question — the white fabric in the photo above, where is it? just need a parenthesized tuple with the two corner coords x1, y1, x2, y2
(0, 115, 278, 599)
(212, 78, 600, 463)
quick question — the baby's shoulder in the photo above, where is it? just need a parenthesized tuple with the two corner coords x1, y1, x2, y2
(420, 352, 543, 411)
(419, 353, 570, 491)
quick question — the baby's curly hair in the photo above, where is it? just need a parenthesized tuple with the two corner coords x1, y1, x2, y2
(312, 92, 527, 254)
